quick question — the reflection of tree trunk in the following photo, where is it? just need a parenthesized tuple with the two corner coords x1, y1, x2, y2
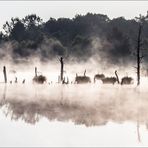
(3, 84, 7, 101)
(34, 85, 38, 100)
(137, 119, 141, 142)
(0, 84, 7, 106)
(137, 88, 141, 143)
(60, 86, 64, 101)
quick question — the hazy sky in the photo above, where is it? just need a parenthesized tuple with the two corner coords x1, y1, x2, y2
(0, 1, 148, 30)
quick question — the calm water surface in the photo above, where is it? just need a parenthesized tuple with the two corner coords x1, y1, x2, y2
(0, 83, 148, 147)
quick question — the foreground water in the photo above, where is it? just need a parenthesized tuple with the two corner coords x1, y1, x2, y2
(0, 83, 148, 146)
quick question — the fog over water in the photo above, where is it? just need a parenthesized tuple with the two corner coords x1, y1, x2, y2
(0, 59, 148, 146)
(0, 81, 148, 125)
(1, 1, 148, 146)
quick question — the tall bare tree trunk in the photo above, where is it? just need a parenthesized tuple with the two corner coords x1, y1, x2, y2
(60, 57, 64, 82)
(137, 24, 142, 86)
(3, 66, 7, 83)
(35, 67, 37, 77)
(84, 70, 86, 76)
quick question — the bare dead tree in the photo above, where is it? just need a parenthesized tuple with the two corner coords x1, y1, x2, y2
(84, 70, 86, 76)
(59, 57, 64, 82)
(3, 66, 7, 83)
(135, 13, 148, 86)
(136, 23, 143, 86)
(35, 67, 37, 77)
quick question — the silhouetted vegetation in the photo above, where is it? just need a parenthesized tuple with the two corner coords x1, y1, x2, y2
(33, 75, 46, 84)
(94, 74, 105, 83)
(75, 70, 91, 84)
(0, 13, 148, 65)
(121, 76, 133, 85)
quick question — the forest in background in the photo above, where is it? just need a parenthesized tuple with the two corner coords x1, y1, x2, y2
(0, 13, 148, 66)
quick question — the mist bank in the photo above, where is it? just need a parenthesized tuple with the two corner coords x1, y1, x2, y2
(0, 13, 148, 68)
(0, 56, 140, 85)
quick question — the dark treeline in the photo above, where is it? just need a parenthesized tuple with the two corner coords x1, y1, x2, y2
(0, 13, 148, 65)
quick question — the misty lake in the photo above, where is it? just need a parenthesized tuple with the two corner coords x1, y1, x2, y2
(0, 83, 148, 147)
(1, 0, 148, 146)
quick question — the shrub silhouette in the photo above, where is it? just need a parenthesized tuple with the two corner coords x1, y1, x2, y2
(33, 75, 46, 84)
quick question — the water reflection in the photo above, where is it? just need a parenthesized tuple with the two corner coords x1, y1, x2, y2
(0, 83, 148, 129)
(0, 94, 106, 126)
(1, 83, 148, 144)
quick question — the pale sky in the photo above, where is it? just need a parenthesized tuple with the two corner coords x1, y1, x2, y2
(0, 1, 148, 31)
